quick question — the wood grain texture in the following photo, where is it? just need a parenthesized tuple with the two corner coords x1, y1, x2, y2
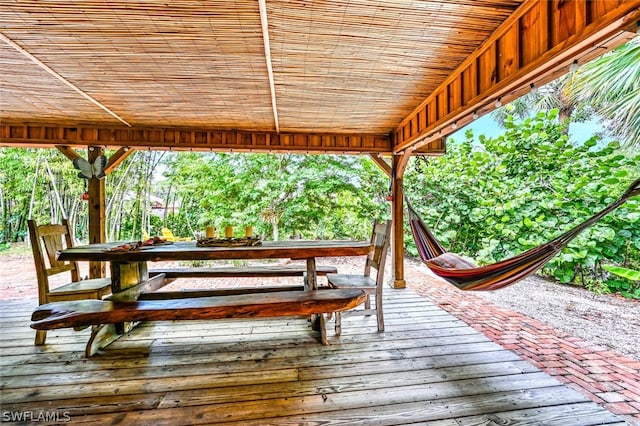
(30, 289, 367, 330)
(1, 289, 623, 424)
(148, 264, 337, 278)
(57, 240, 373, 263)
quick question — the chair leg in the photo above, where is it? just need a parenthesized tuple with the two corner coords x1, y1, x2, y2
(376, 295, 384, 332)
(35, 330, 47, 345)
(364, 294, 371, 314)
(334, 312, 342, 336)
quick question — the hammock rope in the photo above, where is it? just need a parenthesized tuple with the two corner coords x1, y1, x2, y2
(407, 178, 640, 291)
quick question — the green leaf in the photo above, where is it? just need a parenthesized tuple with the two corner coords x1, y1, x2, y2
(584, 139, 597, 148)
(603, 265, 640, 281)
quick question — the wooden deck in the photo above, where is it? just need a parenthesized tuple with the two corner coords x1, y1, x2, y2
(0, 288, 624, 425)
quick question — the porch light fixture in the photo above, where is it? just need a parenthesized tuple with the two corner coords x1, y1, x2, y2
(452, 122, 458, 129)
(472, 111, 479, 119)
(530, 83, 538, 95)
(495, 98, 502, 108)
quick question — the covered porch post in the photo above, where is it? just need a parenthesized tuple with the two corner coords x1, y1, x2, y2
(87, 146, 106, 279)
(391, 152, 411, 289)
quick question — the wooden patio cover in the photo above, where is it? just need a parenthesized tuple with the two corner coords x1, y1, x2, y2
(1, 0, 639, 284)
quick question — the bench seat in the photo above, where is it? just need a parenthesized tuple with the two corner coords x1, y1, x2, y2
(31, 289, 366, 335)
(148, 264, 338, 279)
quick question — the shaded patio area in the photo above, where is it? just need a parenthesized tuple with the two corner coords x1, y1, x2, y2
(1, 260, 634, 425)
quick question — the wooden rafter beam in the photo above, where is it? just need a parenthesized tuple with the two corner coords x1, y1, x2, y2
(258, 0, 280, 133)
(394, 151, 412, 180)
(104, 147, 135, 175)
(368, 154, 392, 178)
(56, 145, 132, 175)
(0, 124, 397, 155)
(393, 0, 640, 154)
(55, 145, 82, 161)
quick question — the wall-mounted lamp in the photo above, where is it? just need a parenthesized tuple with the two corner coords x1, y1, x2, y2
(452, 122, 458, 129)
(530, 83, 538, 95)
(472, 111, 479, 119)
(495, 98, 502, 108)
(569, 60, 579, 72)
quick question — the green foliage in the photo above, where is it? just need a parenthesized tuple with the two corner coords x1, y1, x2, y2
(405, 110, 639, 296)
(162, 153, 389, 241)
(568, 37, 640, 147)
(602, 265, 640, 299)
(0, 148, 87, 243)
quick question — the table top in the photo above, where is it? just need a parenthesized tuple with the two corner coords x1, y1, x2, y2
(58, 240, 373, 263)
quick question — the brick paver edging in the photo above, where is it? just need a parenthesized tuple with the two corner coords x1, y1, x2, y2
(408, 275, 640, 426)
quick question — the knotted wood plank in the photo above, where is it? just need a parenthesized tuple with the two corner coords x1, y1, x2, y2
(31, 289, 366, 331)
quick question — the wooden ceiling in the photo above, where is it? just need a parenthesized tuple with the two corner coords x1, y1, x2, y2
(1, 1, 639, 155)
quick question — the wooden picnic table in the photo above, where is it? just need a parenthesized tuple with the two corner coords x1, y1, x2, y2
(44, 239, 372, 355)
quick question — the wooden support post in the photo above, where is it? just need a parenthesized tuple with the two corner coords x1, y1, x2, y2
(88, 146, 106, 279)
(391, 155, 407, 289)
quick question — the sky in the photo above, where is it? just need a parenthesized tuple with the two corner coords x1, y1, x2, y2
(449, 112, 610, 145)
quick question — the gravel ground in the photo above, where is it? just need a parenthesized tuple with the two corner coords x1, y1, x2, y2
(472, 273, 640, 360)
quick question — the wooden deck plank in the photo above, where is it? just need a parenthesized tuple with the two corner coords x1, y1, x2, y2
(58, 383, 602, 425)
(1, 341, 513, 390)
(2, 361, 540, 409)
(0, 288, 622, 424)
(1, 331, 487, 376)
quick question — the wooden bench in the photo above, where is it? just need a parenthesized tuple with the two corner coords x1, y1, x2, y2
(148, 264, 338, 280)
(31, 289, 367, 353)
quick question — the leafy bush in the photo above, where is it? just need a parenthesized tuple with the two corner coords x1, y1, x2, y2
(405, 110, 639, 297)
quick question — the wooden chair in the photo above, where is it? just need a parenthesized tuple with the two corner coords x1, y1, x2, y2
(326, 220, 391, 335)
(28, 219, 112, 345)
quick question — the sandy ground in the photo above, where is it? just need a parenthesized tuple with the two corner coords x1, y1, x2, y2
(1, 248, 638, 360)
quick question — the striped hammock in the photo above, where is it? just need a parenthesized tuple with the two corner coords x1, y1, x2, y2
(408, 178, 640, 291)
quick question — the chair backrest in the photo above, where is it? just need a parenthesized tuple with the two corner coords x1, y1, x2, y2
(28, 219, 81, 303)
(364, 220, 391, 287)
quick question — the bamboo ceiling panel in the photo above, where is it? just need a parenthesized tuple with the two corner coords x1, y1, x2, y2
(0, 1, 275, 130)
(267, 0, 523, 133)
(0, 0, 524, 135)
(0, 43, 117, 124)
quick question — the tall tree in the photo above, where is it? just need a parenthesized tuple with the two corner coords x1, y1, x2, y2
(492, 36, 639, 145)
(568, 36, 640, 148)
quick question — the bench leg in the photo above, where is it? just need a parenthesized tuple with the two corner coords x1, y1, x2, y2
(319, 313, 328, 345)
(34, 330, 46, 346)
(85, 321, 137, 357)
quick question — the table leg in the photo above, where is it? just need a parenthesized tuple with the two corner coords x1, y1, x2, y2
(84, 261, 152, 356)
(306, 258, 318, 290)
(306, 257, 323, 332)
(85, 322, 135, 357)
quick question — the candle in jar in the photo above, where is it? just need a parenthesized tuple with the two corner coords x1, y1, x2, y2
(245, 225, 253, 237)
(205, 226, 215, 238)
(225, 226, 233, 238)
